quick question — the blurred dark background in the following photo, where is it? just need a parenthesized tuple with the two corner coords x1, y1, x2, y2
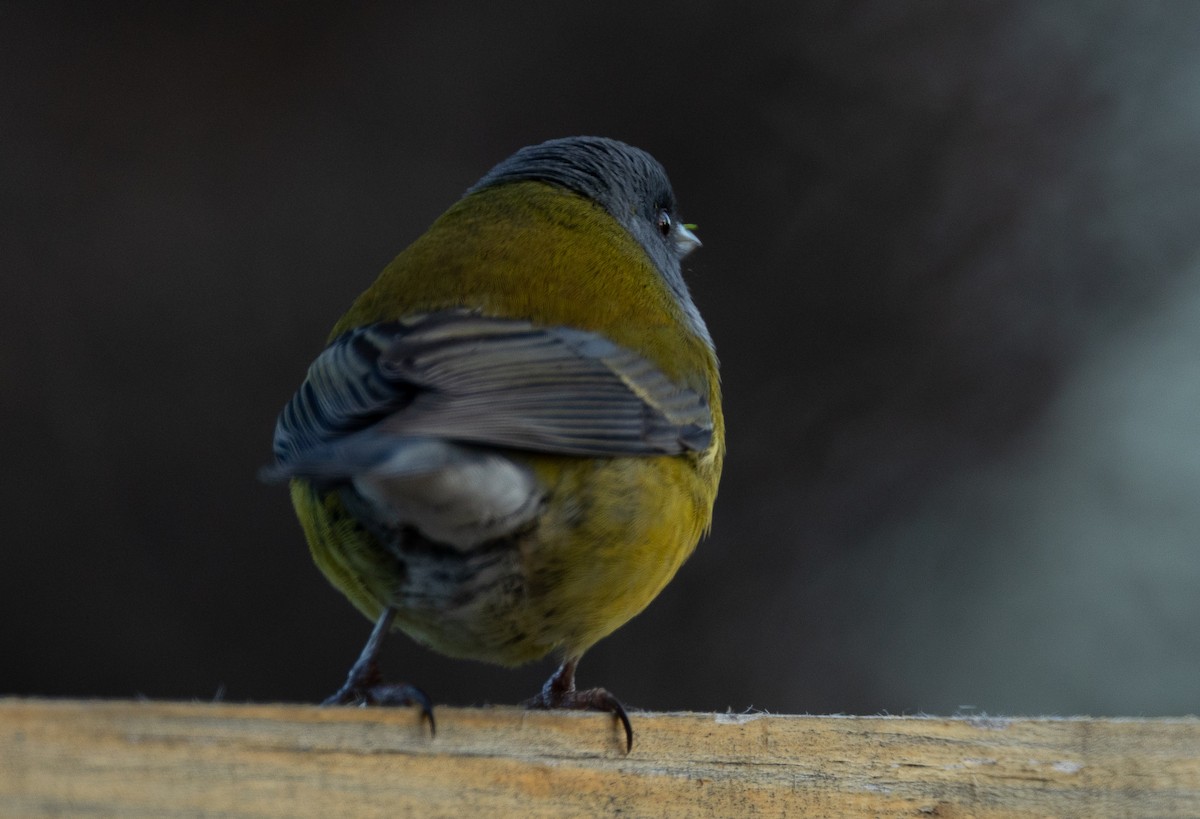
(4, 2, 1198, 718)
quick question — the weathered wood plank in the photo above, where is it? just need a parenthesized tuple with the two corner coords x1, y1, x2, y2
(1, 699, 1197, 817)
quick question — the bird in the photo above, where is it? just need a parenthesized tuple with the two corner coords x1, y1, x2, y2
(263, 136, 724, 751)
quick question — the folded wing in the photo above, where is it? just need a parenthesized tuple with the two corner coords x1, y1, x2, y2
(265, 309, 713, 483)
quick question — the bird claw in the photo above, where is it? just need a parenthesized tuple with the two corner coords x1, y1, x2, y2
(525, 685, 634, 753)
(322, 659, 436, 736)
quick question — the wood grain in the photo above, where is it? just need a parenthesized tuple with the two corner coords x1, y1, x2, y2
(1, 698, 1197, 817)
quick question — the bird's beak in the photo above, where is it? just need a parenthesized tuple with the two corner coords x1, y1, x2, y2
(673, 223, 702, 258)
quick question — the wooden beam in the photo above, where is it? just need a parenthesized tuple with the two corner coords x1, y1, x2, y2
(2, 698, 1197, 816)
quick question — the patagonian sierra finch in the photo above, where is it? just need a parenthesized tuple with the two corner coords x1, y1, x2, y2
(264, 136, 724, 751)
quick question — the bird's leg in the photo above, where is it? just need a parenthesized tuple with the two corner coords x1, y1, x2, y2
(524, 656, 633, 752)
(322, 605, 435, 735)
(321, 605, 397, 705)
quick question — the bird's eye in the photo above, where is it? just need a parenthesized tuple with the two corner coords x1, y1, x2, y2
(656, 209, 672, 237)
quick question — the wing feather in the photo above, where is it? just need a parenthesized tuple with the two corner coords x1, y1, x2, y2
(265, 310, 712, 482)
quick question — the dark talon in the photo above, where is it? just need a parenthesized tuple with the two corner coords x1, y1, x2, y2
(370, 682, 436, 736)
(525, 657, 634, 752)
(321, 606, 436, 736)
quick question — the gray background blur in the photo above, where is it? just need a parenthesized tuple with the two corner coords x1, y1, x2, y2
(4, 3, 1197, 718)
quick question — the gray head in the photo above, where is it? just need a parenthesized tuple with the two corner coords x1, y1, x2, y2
(469, 136, 712, 348)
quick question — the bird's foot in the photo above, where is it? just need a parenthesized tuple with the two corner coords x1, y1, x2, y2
(322, 658, 436, 734)
(525, 659, 633, 752)
(321, 607, 436, 736)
